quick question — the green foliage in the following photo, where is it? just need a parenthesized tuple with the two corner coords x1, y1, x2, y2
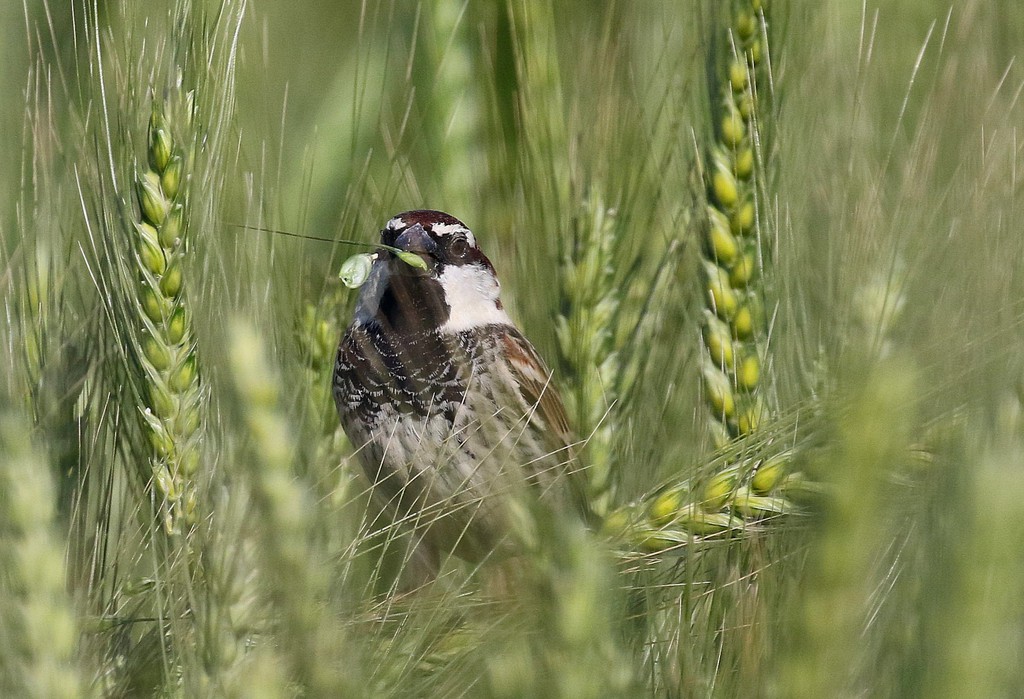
(1, 0, 1023, 696)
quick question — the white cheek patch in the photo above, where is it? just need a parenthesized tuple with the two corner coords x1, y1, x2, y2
(439, 263, 512, 332)
(385, 216, 406, 231)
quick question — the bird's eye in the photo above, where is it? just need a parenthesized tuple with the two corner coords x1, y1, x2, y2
(449, 237, 470, 259)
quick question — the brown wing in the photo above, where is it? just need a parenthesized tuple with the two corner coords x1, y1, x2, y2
(499, 329, 593, 523)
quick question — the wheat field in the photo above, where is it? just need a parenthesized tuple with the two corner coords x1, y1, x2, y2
(1, 1, 1022, 696)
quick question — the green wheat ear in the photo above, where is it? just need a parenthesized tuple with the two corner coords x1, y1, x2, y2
(599, 0, 805, 554)
(132, 101, 205, 536)
(700, 0, 772, 448)
(227, 319, 359, 697)
(0, 406, 86, 699)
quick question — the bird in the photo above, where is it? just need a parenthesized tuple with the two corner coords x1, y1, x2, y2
(332, 210, 588, 572)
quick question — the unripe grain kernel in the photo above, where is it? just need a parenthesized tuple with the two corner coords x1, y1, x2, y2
(748, 40, 762, 65)
(751, 453, 789, 495)
(141, 284, 164, 323)
(732, 294, 764, 339)
(150, 382, 176, 420)
(180, 448, 200, 477)
(729, 249, 757, 288)
(707, 208, 739, 264)
(703, 313, 735, 369)
(721, 110, 746, 147)
(702, 468, 739, 510)
(734, 148, 754, 179)
(650, 487, 688, 527)
(143, 334, 171, 371)
(150, 428, 174, 458)
(139, 236, 167, 276)
(159, 205, 184, 248)
(731, 201, 755, 235)
(161, 154, 183, 200)
(712, 162, 739, 208)
(704, 262, 739, 319)
(138, 172, 168, 226)
(735, 397, 764, 435)
(736, 13, 756, 40)
(160, 262, 183, 298)
(167, 307, 187, 345)
(149, 114, 173, 172)
(169, 356, 197, 393)
(704, 366, 736, 419)
(736, 352, 760, 392)
(738, 93, 756, 121)
(729, 61, 749, 92)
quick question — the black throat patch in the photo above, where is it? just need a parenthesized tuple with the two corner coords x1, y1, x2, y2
(376, 256, 450, 336)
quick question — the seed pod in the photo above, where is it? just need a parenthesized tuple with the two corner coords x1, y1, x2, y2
(138, 171, 168, 226)
(748, 39, 762, 65)
(153, 464, 176, 500)
(175, 405, 200, 437)
(600, 508, 632, 539)
(708, 419, 733, 450)
(138, 236, 166, 276)
(339, 253, 375, 288)
(637, 528, 688, 553)
(778, 471, 828, 504)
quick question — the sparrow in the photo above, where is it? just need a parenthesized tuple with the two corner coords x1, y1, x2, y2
(333, 210, 588, 567)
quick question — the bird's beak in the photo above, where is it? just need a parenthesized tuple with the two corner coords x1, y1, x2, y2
(394, 223, 438, 256)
